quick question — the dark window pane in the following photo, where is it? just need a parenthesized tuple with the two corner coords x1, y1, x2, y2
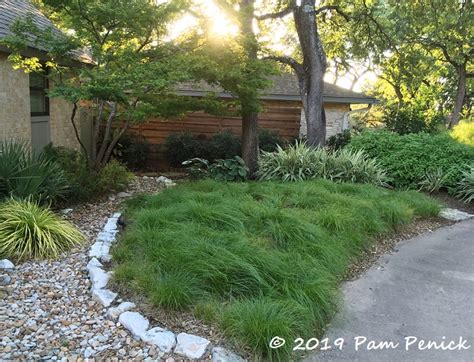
(29, 73, 46, 89)
(30, 90, 47, 114)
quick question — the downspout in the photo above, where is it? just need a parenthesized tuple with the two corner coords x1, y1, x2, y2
(342, 104, 373, 130)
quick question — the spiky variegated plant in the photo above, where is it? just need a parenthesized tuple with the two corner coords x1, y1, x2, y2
(456, 166, 474, 203)
(0, 199, 84, 260)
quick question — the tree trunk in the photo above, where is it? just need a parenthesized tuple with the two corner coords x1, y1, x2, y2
(240, 0, 259, 175)
(449, 63, 467, 129)
(241, 112, 259, 175)
(293, 0, 327, 147)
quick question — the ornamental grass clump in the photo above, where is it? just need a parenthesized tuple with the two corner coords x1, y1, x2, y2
(257, 141, 388, 186)
(0, 199, 84, 261)
(456, 165, 474, 203)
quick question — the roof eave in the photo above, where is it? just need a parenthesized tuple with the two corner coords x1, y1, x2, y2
(176, 90, 379, 104)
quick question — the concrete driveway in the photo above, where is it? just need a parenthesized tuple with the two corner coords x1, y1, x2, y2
(307, 218, 474, 362)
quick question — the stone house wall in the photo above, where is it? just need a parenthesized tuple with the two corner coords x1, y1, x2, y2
(299, 102, 350, 139)
(0, 52, 89, 151)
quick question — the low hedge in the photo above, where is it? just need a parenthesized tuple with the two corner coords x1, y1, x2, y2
(348, 130, 474, 190)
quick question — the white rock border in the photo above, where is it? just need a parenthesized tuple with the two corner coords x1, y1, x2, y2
(87, 207, 244, 361)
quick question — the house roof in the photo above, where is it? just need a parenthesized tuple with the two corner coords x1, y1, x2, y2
(177, 73, 378, 104)
(0, 0, 90, 62)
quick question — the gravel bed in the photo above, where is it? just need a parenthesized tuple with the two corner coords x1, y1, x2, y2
(0, 176, 177, 361)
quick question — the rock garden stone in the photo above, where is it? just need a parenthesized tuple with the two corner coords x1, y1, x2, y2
(211, 347, 245, 362)
(88, 267, 111, 290)
(86, 257, 103, 270)
(118, 312, 150, 340)
(107, 302, 136, 320)
(88, 241, 112, 262)
(174, 333, 210, 359)
(439, 208, 473, 221)
(92, 288, 117, 307)
(141, 327, 176, 353)
(95, 231, 117, 243)
(0, 259, 14, 269)
(0, 274, 12, 286)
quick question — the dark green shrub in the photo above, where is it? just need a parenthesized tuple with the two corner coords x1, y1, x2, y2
(0, 141, 68, 205)
(258, 128, 285, 152)
(207, 130, 241, 160)
(165, 132, 207, 167)
(0, 198, 84, 260)
(349, 131, 474, 190)
(327, 129, 352, 150)
(383, 106, 442, 135)
(114, 134, 150, 170)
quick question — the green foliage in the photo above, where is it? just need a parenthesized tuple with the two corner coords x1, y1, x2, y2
(98, 160, 134, 193)
(417, 168, 451, 193)
(165, 132, 205, 167)
(112, 180, 439, 359)
(208, 130, 242, 160)
(451, 121, 474, 147)
(113, 134, 150, 170)
(456, 165, 474, 203)
(349, 131, 474, 190)
(257, 142, 388, 186)
(0, 198, 84, 261)
(44, 146, 133, 201)
(0, 141, 68, 205)
(258, 128, 285, 152)
(182, 157, 249, 182)
(327, 129, 352, 150)
(208, 156, 249, 182)
(383, 106, 441, 135)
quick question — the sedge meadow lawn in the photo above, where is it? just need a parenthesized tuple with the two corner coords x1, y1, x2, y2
(112, 179, 440, 359)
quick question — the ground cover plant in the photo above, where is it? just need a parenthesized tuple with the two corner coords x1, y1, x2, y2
(112, 180, 439, 359)
(349, 130, 474, 191)
(0, 198, 84, 261)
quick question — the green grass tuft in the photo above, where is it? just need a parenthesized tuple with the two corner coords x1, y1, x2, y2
(112, 179, 440, 358)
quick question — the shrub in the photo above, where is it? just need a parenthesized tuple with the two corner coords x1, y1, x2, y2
(348, 130, 474, 190)
(327, 129, 352, 150)
(0, 141, 68, 205)
(43, 145, 96, 201)
(451, 120, 474, 147)
(114, 134, 150, 170)
(208, 130, 241, 160)
(257, 142, 387, 186)
(0, 198, 84, 260)
(98, 160, 134, 193)
(165, 132, 206, 167)
(417, 168, 451, 193)
(258, 128, 285, 152)
(383, 106, 441, 135)
(456, 165, 474, 203)
(44, 146, 134, 201)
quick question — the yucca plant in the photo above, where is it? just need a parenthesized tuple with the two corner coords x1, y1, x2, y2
(0, 199, 84, 260)
(257, 141, 388, 186)
(456, 165, 474, 203)
(0, 141, 69, 204)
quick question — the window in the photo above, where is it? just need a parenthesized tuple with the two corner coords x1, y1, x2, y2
(30, 72, 49, 116)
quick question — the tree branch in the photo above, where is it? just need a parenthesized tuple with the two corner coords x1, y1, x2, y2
(257, 6, 293, 20)
(312, 5, 350, 21)
(69, 102, 90, 163)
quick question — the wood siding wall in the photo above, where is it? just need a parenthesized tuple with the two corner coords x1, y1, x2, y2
(130, 100, 302, 146)
(128, 100, 349, 168)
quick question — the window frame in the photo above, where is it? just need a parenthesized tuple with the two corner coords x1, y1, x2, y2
(29, 71, 50, 117)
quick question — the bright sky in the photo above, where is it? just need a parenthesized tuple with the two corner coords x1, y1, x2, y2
(167, 0, 377, 92)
